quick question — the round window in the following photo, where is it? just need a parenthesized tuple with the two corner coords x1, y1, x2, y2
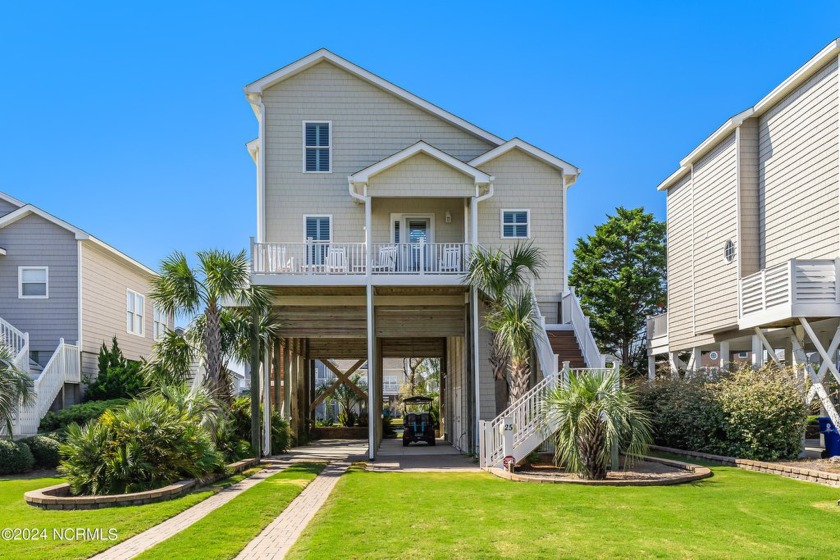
(724, 240, 735, 263)
(709, 351, 719, 361)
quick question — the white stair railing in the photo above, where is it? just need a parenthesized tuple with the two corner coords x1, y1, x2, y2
(561, 288, 604, 368)
(531, 293, 560, 378)
(0, 316, 30, 375)
(479, 363, 619, 469)
(14, 339, 80, 436)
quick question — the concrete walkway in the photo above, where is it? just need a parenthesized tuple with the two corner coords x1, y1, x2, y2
(91, 460, 291, 560)
(234, 461, 350, 559)
(370, 438, 481, 472)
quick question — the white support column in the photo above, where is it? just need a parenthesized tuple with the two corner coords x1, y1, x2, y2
(686, 347, 701, 372)
(366, 283, 376, 460)
(647, 355, 656, 380)
(263, 341, 271, 457)
(753, 327, 780, 366)
(751, 335, 764, 367)
(470, 197, 478, 247)
(471, 286, 481, 449)
(790, 322, 840, 429)
(668, 352, 684, 377)
(364, 197, 372, 275)
(718, 341, 730, 369)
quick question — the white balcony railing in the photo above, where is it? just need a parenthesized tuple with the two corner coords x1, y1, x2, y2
(252, 241, 471, 276)
(739, 258, 840, 327)
(15, 340, 80, 436)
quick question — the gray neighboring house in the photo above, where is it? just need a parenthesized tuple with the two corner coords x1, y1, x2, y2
(0, 191, 172, 435)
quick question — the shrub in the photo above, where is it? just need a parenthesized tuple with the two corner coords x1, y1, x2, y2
(84, 337, 146, 401)
(39, 399, 128, 434)
(229, 396, 292, 455)
(59, 392, 225, 495)
(0, 439, 35, 474)
(382, 413, 396, 438)
(637, 364, 807, 461)
(21, 435, 61, 469)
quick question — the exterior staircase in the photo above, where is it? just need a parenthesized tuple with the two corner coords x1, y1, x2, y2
(479, 289, 610, 469)
(0, 316, 80, 436)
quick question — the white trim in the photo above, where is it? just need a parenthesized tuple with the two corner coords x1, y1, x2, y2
(302, 214, 333, 242)
(0, 191, 24, 208)
(77, 240, 83, 352)
(126, 289, 146, 337)
(500, 209, 530, 239)
(0, 205, 157, 276)
(470, 138, 580, 183)
(153, 306, 168, 341)
(245, 49, 504, 146)
(0, 247, 6, 256)
(302, 120, 333, 174)
(389, 213, 436, 244)
(561, 171, 568, 292)
(658, 38, 840, 191)
(349, 141, 492, 186)
(18, 266, 48, 299)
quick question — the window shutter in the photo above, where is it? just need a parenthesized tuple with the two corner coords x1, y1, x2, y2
(394, 221, 400, 243)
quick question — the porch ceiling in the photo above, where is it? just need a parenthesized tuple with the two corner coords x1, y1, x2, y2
(307, 337, 446, 359)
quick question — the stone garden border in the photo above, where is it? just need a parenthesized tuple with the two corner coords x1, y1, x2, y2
(24, 458, 260, 510)
(650, 445, 840, 488)
(489, 455, 712, 486)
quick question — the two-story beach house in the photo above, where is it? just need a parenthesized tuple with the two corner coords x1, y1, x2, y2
(648, 38, 840, 426)
(0, 191, 172, 435)
(244, 49, 606, 464)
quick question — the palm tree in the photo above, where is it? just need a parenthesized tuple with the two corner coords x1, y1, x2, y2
(543, 367, 652, 480)
(466, 242, 544, 409)
(149, 249, 271, 401)
(487, 291, 538, 403)
(0, 345, 34, 436)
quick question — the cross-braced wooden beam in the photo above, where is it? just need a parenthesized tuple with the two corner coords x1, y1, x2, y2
(310, 358, 367, 409)
(788, 320, 840, 429)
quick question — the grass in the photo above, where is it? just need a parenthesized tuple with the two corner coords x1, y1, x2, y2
(0, 467, 262, 560)
(288, 463, 840, 559)
(136, 463, 324, 560)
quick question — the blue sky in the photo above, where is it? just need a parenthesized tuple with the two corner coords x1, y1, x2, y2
(1, 2, 838, 272)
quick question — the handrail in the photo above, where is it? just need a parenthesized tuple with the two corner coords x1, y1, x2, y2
(0, 316, 29, 375)
(531, 293, 559, 378)
(561, 288, 604, 368)
(14, 340, 80, 436)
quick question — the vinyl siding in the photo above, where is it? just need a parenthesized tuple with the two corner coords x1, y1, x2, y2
(261, 60, 495, 244)
(738, 118, 761, 277)
(0, 214, 78, 360)
(692, 133, 739, 334)
(367, 153, 475, 198)
(474, 149, 564, 323)
(371, 198, 464, 244)
(759, 58, 839, 268)
(478, 311, 496, 420)
(80, 241, 158, 377)
(0, 199, 21, 218)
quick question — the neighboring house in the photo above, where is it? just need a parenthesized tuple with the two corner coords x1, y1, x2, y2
(649, 39, 840, 426)
(244, 49, 603, 462)
(0, 191, 172, 435)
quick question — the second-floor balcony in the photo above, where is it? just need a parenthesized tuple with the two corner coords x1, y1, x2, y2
(252, 241, 472, 286)
(739, 258, 840, 329)
(646, 312, 668, 354)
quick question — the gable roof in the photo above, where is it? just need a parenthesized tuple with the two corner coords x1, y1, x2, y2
(469, 138, 581, 186)
(0, 191, 24, 209)
(349, 141, 493, 185)
(657, 37, 840, 192)
(0, 202, 156, 276)
(244, 49, 504, 146)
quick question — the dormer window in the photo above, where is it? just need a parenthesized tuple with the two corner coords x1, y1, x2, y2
(304, 121, 331, 173)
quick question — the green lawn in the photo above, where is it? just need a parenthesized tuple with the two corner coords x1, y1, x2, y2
(288, 463, 840, 559)
(136, 463, 324, 560)
(0, 468, 260, 560)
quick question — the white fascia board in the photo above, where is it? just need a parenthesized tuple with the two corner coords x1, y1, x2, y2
(349, 141, 493, 185)
(656, 166, 692, 192)
(469, 138, 581, 184)
(0, 191, 25, 208)
(246, 138, 259, 163)
(659, 37, 840, 192)
(244, 49, 504, 146)
(0, 205, 157, 276)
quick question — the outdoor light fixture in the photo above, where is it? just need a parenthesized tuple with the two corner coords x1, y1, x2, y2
(445, 211, 452, 223)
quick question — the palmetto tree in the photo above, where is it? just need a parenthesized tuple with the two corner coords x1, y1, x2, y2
(466, 242, 544, 409)
(149, 249, 271, 401)
(486, 291, 538, 403)
(543, 367, 652, 480)
(0, 345, 34, 436)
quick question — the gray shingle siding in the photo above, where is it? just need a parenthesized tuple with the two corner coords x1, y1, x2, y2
(0, 214, 78, 362)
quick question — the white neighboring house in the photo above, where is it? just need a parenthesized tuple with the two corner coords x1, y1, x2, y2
(0, 190, 173, 436)
(649, 38, 840, 427)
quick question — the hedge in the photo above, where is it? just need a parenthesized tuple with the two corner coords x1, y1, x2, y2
(38, 398, 128, 434)
(0, 439, 35, 474)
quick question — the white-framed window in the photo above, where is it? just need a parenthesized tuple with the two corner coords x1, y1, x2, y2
(723, 239, 736, 263)
(303, 121, 331, 173)
(153, 307, 168, 341)
(737, 351, 749, 359)
(501, 210, 530, 239)
(126, 289, 145, 336)
(18, 266, 48, 299)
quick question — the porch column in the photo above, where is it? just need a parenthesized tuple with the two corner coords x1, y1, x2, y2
(686, 347, 701, 372)
(469, 196, 478, 246)
(751, 335, 764, 367)
(668, 351, 684, 376)
(647, 355, 656, 380)
(719, 341, 729, 369)
(263, 339, 272, 456)
(365, 196, 372, 274)
(366, 284, 376, 460)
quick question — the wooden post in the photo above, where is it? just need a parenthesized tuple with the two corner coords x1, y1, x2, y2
(249, 301, 261, 459)
(273, 338, 282, 408)
(263, 338, 272, 456)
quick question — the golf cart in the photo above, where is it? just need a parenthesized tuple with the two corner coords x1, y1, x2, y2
(402, 396, 436, 446)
